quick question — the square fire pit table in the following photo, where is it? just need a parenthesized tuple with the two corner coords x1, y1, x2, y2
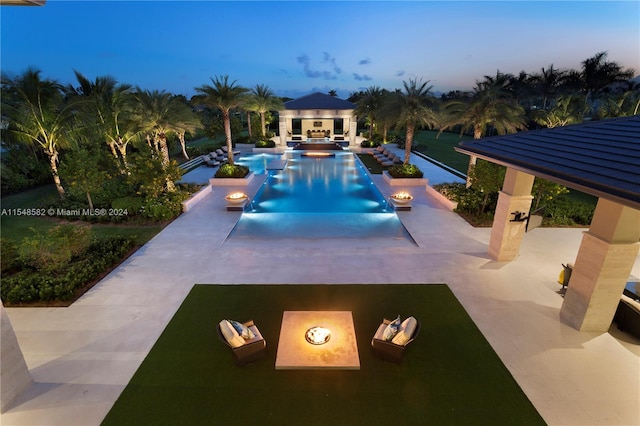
(275, 311, 360, 370)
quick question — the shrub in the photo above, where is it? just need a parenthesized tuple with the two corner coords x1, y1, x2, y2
(360, 140, 381, 148)
(214, 163, 250, 178)
(0, 147, 52, 194)
(388, 164, 424, 178)
(17, 225, 92, 273)
(1, 235, 135, 305)
(112, 196, 145, 215)
(1, 238, 19, 274)
(255, 139, 275, 148)
(140, 193, 187, 221)
(544, 195, 595, 226)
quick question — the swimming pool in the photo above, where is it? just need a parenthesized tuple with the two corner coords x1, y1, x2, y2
(248, 152, 389, 213)
(227, 151, 415, 245)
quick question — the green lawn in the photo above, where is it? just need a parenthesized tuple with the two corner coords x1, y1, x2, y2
(102, 284, 544, 426)
(412, 130, 472, 174)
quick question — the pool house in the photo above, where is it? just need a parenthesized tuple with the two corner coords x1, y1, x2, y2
(277, 92, 359, 148)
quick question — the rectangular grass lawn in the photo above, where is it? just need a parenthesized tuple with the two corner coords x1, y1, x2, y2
(102, 284, 544, 425)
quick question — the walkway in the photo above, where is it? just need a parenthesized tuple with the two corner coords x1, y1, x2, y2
(3, 146, 639, 425)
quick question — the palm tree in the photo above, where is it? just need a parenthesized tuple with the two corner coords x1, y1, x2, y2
(194, 75, 248, 165)
(354, 86, 383, 140)
(580, 51, 635, 109)
(439, 76, 527, 186)
(171, 99, 201, 159)
(67, 71, 142, 170)
(530, 64, 567, 110)
(135, 89, 186, 191)
(248, 84, 283, 138)
(1, 68, 77, 197)
(389, 79, 439, 164)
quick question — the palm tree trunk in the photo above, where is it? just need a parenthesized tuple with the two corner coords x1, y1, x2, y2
(158, 134, 170, 165)
(247, 112, 252, 139)
(178, 131, 189, 160)
(48, 151, 65, 198)
(223, 109, 234, 165)
(107, 140, 118, 159)
(116, 137, 129, 171)
(158, 134, 176, 192)
(404, 123, 414, 164)
(86, 191, 94, 211)
(260, 112, 267, 137)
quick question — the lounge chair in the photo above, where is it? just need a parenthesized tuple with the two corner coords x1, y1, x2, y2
(374, 149, 391, 159)
(217, 319, 267, 366)
(371, 317, 420, 363)
(202, 154, 220, 167)
(221, 146, 241, 156)
(371, 146, 385, 156)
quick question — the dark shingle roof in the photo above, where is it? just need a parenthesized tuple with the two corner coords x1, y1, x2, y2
(455, 115, 640, 210)
(284, 92, 355, 110)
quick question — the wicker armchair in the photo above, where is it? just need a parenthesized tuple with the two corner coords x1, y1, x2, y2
(217, 320, 267, 366)
(371, 317, 420, 363)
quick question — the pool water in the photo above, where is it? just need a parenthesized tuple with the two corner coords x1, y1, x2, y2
(249, 152, 389, 213)
(234, 153, 278, 175)
(227, 151, 415, 245)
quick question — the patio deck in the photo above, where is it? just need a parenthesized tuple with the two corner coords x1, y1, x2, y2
(2, 146, 639, 425)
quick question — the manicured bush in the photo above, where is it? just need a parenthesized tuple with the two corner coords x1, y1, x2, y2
(360, 140, 381, 148)
(1, 235, 136, 305)
(140, 192, 188, 221)
(18, 225, 92, 273)
(255, 139, 275, 148)
(214, 163, 250, 178)
(388, 163, 424, 178)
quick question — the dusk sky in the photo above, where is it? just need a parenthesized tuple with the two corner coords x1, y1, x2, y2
(1, 1, 638, 100)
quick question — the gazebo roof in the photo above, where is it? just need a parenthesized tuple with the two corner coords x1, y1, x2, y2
(284, 92, 355, 110)
(455, 115, 640, 210)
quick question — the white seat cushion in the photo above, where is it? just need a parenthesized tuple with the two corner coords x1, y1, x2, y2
(392, 316, 417, 346)
(219, 319, 245, 348)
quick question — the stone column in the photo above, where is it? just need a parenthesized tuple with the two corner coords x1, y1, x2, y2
(1, 303, 32, 412)
(488, 168, 535, 261)
(349, 120, 358, 147)
(560, 198, 640, 331)
(278, 116, 288, 146)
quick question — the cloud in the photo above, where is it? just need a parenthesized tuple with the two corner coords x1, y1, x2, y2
(353, 73, 372, 81)
(297, 52, 341, 80)
(396, 70, 406, 77)
(358, 58, 371, 65)
(297, 54, 322, 78)
(322, 51, 342, 75)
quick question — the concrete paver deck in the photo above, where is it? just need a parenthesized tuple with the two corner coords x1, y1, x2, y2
(3, 146, 639, 425)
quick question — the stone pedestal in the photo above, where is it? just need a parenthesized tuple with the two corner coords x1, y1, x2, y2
(488, 169, 535, 261)
(1, 303, 32, 412)
(560, 199, 640, 331)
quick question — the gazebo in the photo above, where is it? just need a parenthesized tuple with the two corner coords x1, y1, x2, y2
(277, 92, 358, 148)
(456, 115, 640, 332)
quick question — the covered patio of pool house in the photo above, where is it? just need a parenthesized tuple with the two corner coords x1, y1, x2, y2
(277, 92, 359, 148)
(456, 115, 640, 333)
